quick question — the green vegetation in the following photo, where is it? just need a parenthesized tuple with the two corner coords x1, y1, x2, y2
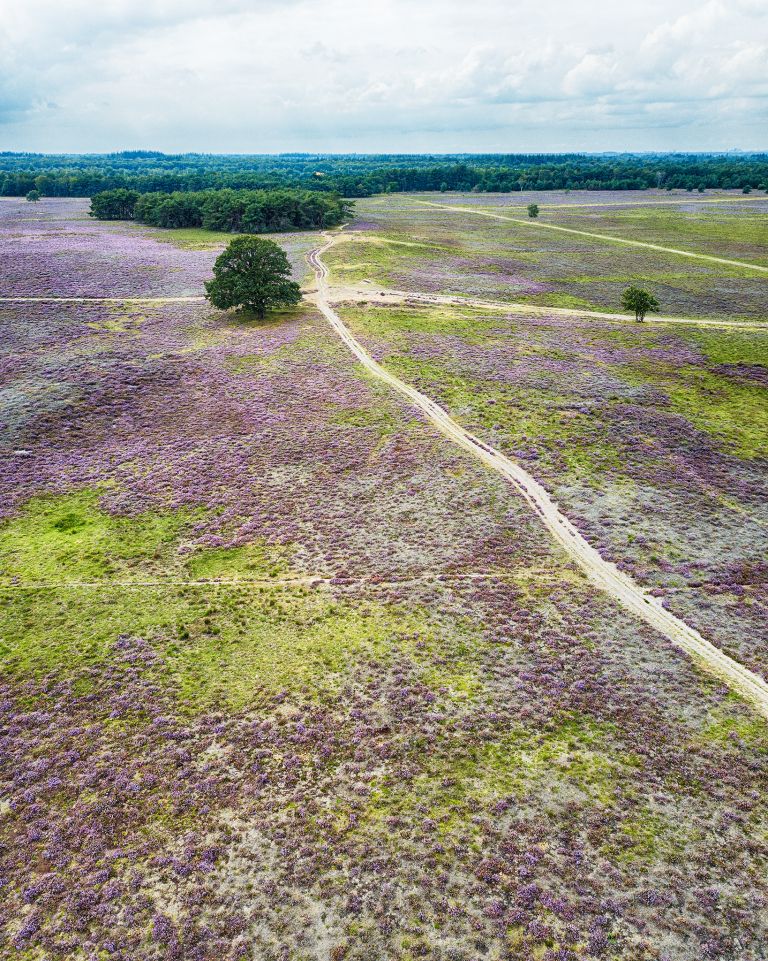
(0, 490, 192, 585)
(621, 285, 661, 322)
(362, 714, 639, 835)
(91, 187, 351, 231)
(185, 543, 294, 580)
(527, 203, 540, 218)
(5, 151, 768, 198)
(621, 361, 768, 458)
(0, 491, 483, 707)
(547, 204, 768, 267)
(606, 809, 691, 864)
(0, 582, 447, 708)
(205, 237, 302, 318)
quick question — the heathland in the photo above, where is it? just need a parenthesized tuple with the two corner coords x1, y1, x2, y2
(1, 189, 767, 961)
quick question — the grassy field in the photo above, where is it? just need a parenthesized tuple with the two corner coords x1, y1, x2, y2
(1, 196, 768, 961)
(327, 193, 768, 321)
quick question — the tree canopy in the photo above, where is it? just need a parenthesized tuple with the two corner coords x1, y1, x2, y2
(4, 151, 767, 199)
(90, 187, 351, 232)
(621, 286, 660, 322)
(205, 237, 302, 319)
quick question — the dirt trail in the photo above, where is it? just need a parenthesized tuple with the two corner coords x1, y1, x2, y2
(415, 200, 768, 273)
(327, 282, 767, 330)
(309, 234, 768, 720)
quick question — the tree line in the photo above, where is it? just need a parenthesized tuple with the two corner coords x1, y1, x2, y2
(3, 151, 767, 198)
(90, 188, 353, 232)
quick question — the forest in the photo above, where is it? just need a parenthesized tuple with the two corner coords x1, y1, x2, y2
(2, 151, 767, 198)
(90, 187, 352, 231)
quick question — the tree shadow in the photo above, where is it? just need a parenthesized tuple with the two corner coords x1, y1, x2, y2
(218, 302, 311, 329)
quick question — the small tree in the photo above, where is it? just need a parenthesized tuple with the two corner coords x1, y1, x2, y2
(205, 237, 301, 319)
(527, 203, 540, 218)
(26, 189, 41, 202)
(621, 285, 660, 323)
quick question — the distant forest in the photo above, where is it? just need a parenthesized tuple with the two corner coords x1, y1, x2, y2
(2, 152, 767, 198)
(90, 188, 352, 231)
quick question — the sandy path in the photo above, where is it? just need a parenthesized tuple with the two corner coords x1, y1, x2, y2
(308, 234, 768, 719)
(326, 282, 767, 330)
(414, 200, 768, 273)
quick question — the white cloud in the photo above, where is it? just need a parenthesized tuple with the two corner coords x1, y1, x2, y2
(0, 0, 766, 151)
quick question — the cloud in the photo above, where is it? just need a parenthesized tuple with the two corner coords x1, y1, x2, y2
(0, 0, 766, 151)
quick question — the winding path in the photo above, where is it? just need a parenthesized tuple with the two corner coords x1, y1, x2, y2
(415, 200, 768, 273)
(308, 234, 768, 719)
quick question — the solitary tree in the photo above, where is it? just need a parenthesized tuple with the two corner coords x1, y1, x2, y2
(26, 190, 41, 202)
(621, 285, 660, 323)
(205, 237, 301, 319)
(527, 203, 540, 218)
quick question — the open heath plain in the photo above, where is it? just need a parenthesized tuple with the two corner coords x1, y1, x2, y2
(1, 191, 768, 961)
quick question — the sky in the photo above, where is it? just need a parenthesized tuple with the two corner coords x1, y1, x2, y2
(0, 0, 766, 153)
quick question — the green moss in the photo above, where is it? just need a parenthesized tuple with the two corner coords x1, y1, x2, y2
(514, 291, 598, 310)
(684, 327, 768, 367)
(698, 707, 768, 751)
(145, 227, 232, 249)
(0, 490, 193, 585)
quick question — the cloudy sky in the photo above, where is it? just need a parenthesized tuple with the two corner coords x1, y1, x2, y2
(1, 0, 766, 153)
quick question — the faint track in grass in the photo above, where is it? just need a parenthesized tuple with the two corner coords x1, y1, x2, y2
(0, 296, 206, 304)
(414, 200, 768, 273)
(0, 571, 563, 590)
(309, 232, 768, 720)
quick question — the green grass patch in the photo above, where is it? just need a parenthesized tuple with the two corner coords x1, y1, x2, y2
(698, 705, 768, 751)
(621, 361, 768, 458)
(0, 490, 193, 585)
(0, 583, 482, 711)
(185, 542, 294, 580)
(329, 405, 400, 430)
(514, 291, 600, 311)
(683, 327, 768, 367)
(384, 354, 626, 480)
(145, 227, 232, 249)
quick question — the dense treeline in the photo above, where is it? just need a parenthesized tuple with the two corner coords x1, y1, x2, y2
(3, 152, 768, 198)
(90, 187, 352, 231)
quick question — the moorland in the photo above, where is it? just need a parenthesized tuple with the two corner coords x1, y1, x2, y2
(1, 183, 767, 961)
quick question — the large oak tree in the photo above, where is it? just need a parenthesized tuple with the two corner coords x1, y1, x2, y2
(205, 237, 301, 319)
